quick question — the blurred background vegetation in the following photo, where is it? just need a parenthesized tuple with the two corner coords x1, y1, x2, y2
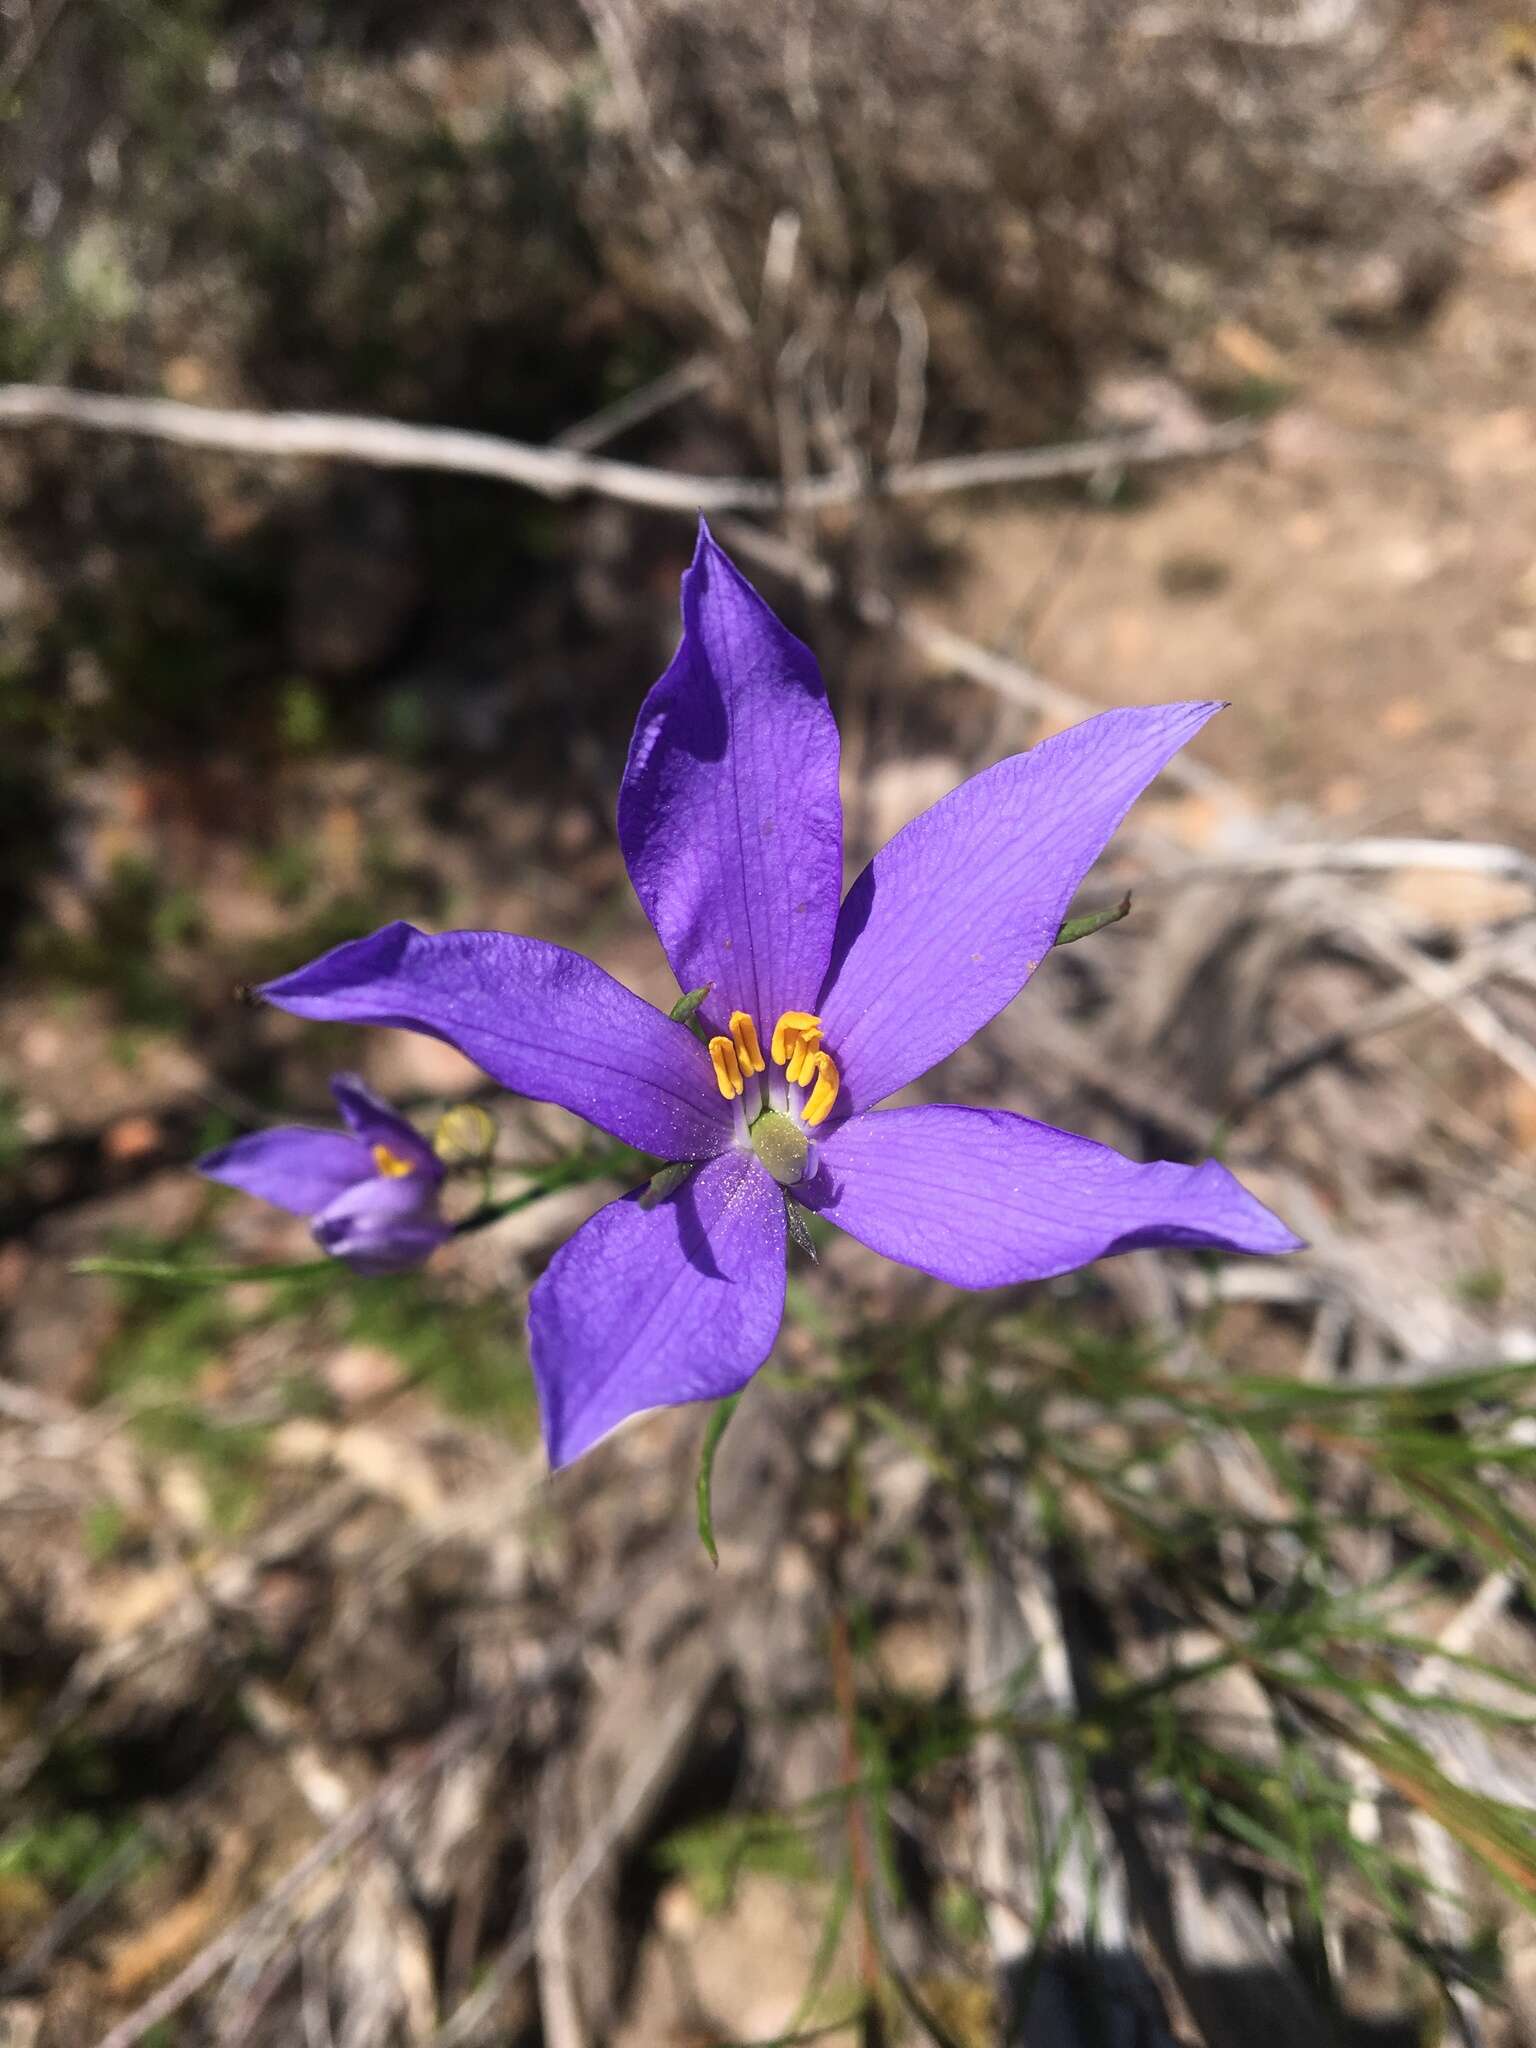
(4, 2, 1536, 2044)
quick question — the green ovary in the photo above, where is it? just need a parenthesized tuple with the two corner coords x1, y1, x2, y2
(749, 1107, 809, 1187)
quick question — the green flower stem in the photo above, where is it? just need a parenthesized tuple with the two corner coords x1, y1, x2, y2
(76, 1145, 646, 1281)
(452, 1145, 645, 1236)
(696, 1391, 743, 1566)
(72, 1256, 334, 1287)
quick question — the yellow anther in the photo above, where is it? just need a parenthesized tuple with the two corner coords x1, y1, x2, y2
(729, 1011, 765, 1075)
(771, 1010, 822, 1066)
(372, 1143, 415, 1179)
(708, 1034, 744, 1100)
(786, 1030, 822, 1087)
(801, 1050, 841, 1127)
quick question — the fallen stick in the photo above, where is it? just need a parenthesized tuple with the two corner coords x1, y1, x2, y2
(1245, 922, 1536, 1105)
(0, 380, 1246, 803)
(0, 381, 1258, 516)
(428, 1682, 712, 2047)
(1165, 836, 1536, 895)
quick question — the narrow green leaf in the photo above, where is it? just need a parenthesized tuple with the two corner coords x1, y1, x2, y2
(785, 1865, 855, 2038)
(697, 1391, 743, 1567)
(73, 1256, 331, 1286)
(1054, 893, 1132, 947)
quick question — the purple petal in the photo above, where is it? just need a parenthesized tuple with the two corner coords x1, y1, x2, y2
(262, 923, 731, 1161)
(312, 1174, 452, 1275)
(329, 1074, 442, 1180)
(618, 523, 843, 1035)
(198, 1127, 373, 1219)
(817, 703, 1222, 1110)
(528, 1149, 786, 1468)
(796, 1105, 1302, 1286)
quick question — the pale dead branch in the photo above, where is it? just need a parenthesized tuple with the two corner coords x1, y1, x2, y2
(0, 382, 1259, 515)
(886, 282, 931, 468)
(1247, 921, 1536, 1105)
(551, 354, 717, 454)
(576, 0, 755, 344)
(428, 1683, 713, 2048)
(0, 380, 1251, 809)
(1136, 0, 1366, 46)
(1167, 836, 1536, 896)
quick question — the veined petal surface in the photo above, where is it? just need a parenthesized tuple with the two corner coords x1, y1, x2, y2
(817, 703, 1222, 1110)
(330, 1074, 442, 1178)
(795, 1105, 1302, 1286)
(198, 1126, 373, 1219)
(528, 1150, 786, 1468)
(262, 923, 731, 1161)
(619, 524, 843, 1034)
(312, 1174, 453, 1275)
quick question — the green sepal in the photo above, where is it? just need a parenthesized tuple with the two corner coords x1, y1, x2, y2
(696, 1390, 743, 1567)
(1054, 892, 1132, 947)
(669, 984, 714, 1043)
(640, 1160, 692, 1211)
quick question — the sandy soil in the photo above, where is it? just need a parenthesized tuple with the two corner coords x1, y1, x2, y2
(946, 170, 1536, 843)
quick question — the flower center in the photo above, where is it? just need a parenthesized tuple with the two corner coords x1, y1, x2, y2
(748, 1106, 809, 1186)
(372, 1143, 415, 1179)
(706, 1008, 840, 1127)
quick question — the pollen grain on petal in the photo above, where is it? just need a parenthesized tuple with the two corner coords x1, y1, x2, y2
(770, 1010, 821, 1067)
(372, 1143, 415, 1179)
(708, 1034, 745, 1099)
(801, 1050, 840, 1127)
(729, 1010, 765, 1075)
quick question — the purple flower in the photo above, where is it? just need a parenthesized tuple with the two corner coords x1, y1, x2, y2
(258, 525, 1300, 1466)
(198, 1075, 452, 1275)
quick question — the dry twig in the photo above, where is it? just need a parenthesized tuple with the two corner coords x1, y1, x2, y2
(1166, 836, 1536, 895)
(1244, 917, 1536, 1107)
(551, 354, 717, 453)
(0, 382, 1258, 515)
(0, 382, 1249, 809)
(429, 1683, 712, 2048)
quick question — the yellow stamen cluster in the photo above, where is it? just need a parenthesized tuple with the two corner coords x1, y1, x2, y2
(707, 1010, 767, 1100)
(772, 1010, 821, 1083)
(799, 1050, 840, 1127)
(707, 1006, 840, 1126)
(771, 1010, 840, 1127)
(372, 1142, 415, 1179)
(730, 1010, 765, 1077)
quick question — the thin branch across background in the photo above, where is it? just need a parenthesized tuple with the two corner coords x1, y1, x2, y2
(0, 380, 1256, 513)
(0, 378, 1253, 810)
